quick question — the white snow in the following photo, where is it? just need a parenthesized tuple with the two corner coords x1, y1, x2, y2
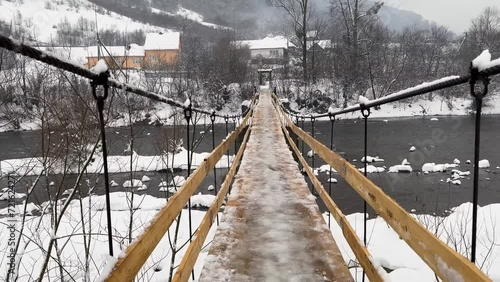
(430, 117, 439, 121)
(361, 156, 385, 163)
(207, 185, 215, 191)
(141, 175, 151, 182)
(472, 50, 492, 70)
(1, 147, 234, 176)
(123, 179, 143, 188)
(466, 160, 471, 164)
(422, 163, 458, 173)
(409, 146, 416, 152)
(234, 36, 292, 50)
(451, 169, 470, 176)
(144, 32, 181, 50)
(359, 165, 385, 173)
(326, 202, 500, 281)
(388, 165, 413, 173)
(91, 59, 109, 74)
(137, 184, 148, 191)
(453, 159, 461, 165)
(190, 193, 216, 208)
(446, 178, 462, 185)
(110, 180, 119, 187)
(402, 159, 410, 165)
(327, 178, 338, 183)
(183, 98, 191, 109)
(359, 95, 370, 106)
(0, 192, 26, 201)
(307, 150, 315, 158)
(317, 164, 337, 174)
(479, 159, 490, 168)
(49, 181, 55, 186)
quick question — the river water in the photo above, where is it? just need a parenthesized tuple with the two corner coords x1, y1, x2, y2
(1, 115, 500, 216)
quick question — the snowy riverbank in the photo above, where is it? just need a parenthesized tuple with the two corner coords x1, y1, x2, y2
(0, 191, 498, 281)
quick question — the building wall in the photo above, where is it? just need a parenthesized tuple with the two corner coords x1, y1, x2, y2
(87, 56, 143, 69)
(144, 50, 179, 68)
(250, 48, 285, 58)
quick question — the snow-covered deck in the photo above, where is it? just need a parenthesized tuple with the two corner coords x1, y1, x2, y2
(200, 92, 352, 281)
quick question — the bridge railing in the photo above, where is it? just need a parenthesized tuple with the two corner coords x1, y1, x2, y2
(0, 34, 257, 281)
(104, 109, 253, 281)
(271, 59, 500, 281)
(272, 98, 385, 282)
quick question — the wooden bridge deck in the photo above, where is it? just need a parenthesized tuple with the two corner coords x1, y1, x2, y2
(199, 92, 353, 282)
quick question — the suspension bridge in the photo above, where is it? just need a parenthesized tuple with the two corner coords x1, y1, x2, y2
(1, 34, 499, 281)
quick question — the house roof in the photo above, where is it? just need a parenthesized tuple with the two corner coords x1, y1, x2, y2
(234, 36, 293, 50)
(144, 32, 181, 50)
(307, 40, 332, 50)
(87, 45, 145, 57)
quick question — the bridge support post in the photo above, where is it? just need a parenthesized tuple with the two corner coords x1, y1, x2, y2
(328, 113, 336, 228)
(361, 107, 371, 282)
(91, 72, 114, 257)
(183, 102, 195, 280)
(469, 64, 489, 264)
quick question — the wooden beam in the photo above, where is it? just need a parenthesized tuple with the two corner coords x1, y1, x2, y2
(172, 126, 252, 282)
(105, 110, 253, 281)
(277, 102, 491, 282)
(274, 101, 382, 282)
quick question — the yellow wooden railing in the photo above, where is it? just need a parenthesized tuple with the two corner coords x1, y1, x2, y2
(105, 109, 254, 281)
(272, 95, 491, 282)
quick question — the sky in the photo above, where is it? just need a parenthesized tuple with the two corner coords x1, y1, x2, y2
(385, 0, 500, 34)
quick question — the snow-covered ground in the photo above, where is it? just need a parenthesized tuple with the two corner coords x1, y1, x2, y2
(326, 202, 500, 281)
(0, 147, 234, 176)
(151, 6, 228, 29)
(1, 188, 498, 280)
(0, 0, 168, 42)
(0, 192, 220, 280)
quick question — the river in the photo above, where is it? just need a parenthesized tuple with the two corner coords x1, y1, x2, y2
(1, 115, 500, 216)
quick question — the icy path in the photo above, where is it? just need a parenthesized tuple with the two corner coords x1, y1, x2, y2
(200, 92, 352, 282)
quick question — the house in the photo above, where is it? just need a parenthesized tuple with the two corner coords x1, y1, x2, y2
(233, 36, 293, 59)
(69, 32, 182, 70)
(86, 44, 145, 69)
(143, 32, 181, 68)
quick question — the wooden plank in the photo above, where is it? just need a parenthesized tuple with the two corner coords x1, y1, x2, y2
(277, 103, 491, 282)
(274, 102, 383, 282)
(105, 110, 253, 282)
(172, 126, 252, 282)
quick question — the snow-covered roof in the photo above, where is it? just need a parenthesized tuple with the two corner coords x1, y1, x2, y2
(307, 40, 332, 50)
(234, 36, 293, 50)
(144, 32, 181, 50)
(40, 45, 145, 63)
(87, 45, 145, 57)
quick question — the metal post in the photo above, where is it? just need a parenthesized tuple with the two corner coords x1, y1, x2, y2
(469, 65, 489, 263)
(183, 103, 195, 280)
(361, 107, 371, 282)
(311, 115, 316, 195)
(225, 115, 231, 193)
(233, 117, 237, 156)
(328, 113, 336, 228)
(211, 112, 219, 226)
(91, 72, 113, 257)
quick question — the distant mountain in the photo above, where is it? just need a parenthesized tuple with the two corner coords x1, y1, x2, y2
(0, 0, 437, 44)
(378, 5, 434, 32)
